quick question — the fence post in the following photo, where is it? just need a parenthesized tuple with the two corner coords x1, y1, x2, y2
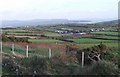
(12, 44, 15, 54)
(1, 29, 2, 53)
(26, 45, 29, 57)
(49, 48, 52, 59)
(0, 42, 2, 53)
(82, 52, 84, 68)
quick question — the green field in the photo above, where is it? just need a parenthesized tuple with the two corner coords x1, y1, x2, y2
(44, 32, 71, 37)
(78, 43, 118, 48)
(3, 29, 26, 32)
(96, 35, 118, 40)
(69, 38, 116, 44)
(29, 48, 60, 57)
(3, 44, 61, 57)
(91, 31, 118, 35)
(28, 39, 63, 43)
(7, 32, 30, 35)
(44, 32, 62, 37)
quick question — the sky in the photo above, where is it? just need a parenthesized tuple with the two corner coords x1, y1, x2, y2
(0, 0, 119, 21)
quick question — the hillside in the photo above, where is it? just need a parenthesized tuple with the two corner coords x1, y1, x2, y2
(96, 20, 118, 26)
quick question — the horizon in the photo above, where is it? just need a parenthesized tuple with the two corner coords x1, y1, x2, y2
(0, 18, 118, 22)
(0, 19, 117, 28)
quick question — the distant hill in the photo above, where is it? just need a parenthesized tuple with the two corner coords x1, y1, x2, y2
(0, 19, 92, 28)
(96, 20, 118, 26)
(0, 19, 118, 28)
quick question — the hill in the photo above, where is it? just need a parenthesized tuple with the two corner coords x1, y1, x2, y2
(96, 20, 118, 26)
(0, 19, 118, 28)
(1, 19, 92, 28)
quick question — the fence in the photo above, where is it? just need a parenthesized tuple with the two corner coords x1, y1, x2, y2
(1, 42, 61, 58)
(1, 42, 85, 67)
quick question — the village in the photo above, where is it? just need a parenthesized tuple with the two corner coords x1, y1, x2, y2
(55, 27, 105, 34)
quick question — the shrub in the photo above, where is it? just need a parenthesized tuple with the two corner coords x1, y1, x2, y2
(20, 56, 49, 75)
(76, 43, 108, 65)
(84, 60, 119, 75)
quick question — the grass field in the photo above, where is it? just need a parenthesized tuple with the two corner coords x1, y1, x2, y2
(91, 31, 118, 35)
(3, 29, 26, 32)
(7, 32, 31, 35)
(3, 47, 12, 54)
(96, 35, 118, 40)
(2, 29, 118, 53)
(28, 39, 63, 43)
(78, 42, 118, 48)
(29, 48, 60, 57)
(44, 32, 62, 37)
(69, 38, 116, 44)
(44, 32, 71, 37)
(3, 45, 61, 57)
(2, 45, 26, 55)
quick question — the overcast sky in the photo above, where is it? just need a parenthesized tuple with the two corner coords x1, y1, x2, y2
(0, 0, 119, 21)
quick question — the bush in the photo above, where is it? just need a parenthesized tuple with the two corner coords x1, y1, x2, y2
(104, 50, 119, 65)
(76, 43, 108, 65)
(2, 54, 23, 75)
(84, 60, 119, 75)
(2, 35, 29, 42)
(20, 56, 49, 75)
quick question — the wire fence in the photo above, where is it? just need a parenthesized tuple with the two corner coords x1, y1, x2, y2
(1, 42, 86, 68)
(2, 42, 62, 58)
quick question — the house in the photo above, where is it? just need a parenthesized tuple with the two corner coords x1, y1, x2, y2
(102, 28, 105, 31)
(55, 30, 87, 35)
(90, 29, 94, 32)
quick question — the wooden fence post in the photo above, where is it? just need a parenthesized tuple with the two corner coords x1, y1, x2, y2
(0, 42, 2, 53)
(26, 45, 29, 57)
(49, 48, 52, 59)
(1, 28, 2, 53)
(12, 44, 14, 54)
(82, 52, 84, 68)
